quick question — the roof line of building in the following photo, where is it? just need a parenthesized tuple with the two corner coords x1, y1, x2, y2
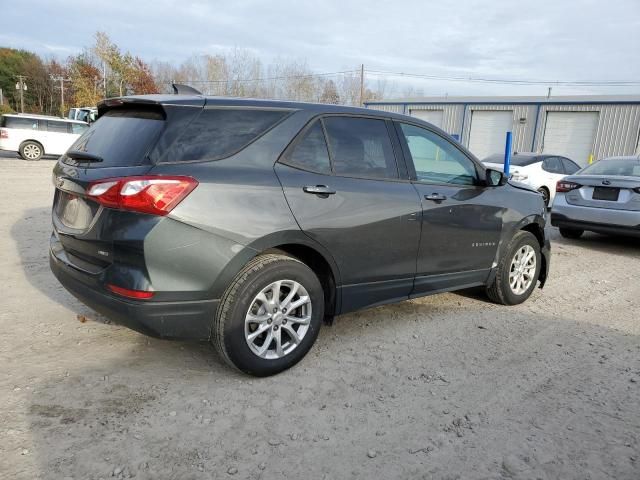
(366, 100, 640, 106)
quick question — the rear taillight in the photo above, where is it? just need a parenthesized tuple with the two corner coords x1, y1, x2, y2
(0, 129, 8, 139)
(556, 180, 581, 193)
(107, 284, 155, 299)
(87, 176, 198, 216)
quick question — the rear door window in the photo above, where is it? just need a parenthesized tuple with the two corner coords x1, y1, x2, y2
(47, 121, 69, 133)
(162, 108, 290, 162)
(281, 121, 331, 174)
(542, 157, 564, 174)
(323, 116, 398, 179)
(65, 108, 165, 167)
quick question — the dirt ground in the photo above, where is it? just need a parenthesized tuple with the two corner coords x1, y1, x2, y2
(1, 152, 639, 480)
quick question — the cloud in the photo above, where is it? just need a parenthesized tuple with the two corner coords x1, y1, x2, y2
(2, 0, 639, 95)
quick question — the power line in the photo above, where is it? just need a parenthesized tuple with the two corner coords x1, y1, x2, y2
(364, 69, 640, 87)
(171, 69, 359, 85)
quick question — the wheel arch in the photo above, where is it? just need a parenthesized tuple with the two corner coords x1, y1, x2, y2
(491, 214, 549, 288)
(519, 219, 549, 287)
(19, 139, 45, 150)
(211, 231, 341, 319)
(19, 139, 45, 157)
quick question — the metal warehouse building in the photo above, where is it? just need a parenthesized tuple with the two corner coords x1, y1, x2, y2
(365, 95, 640, 166)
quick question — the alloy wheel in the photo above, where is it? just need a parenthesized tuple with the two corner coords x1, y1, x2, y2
(244, 280, 311, 359)
(23, 144, 41, 159)
(509, 245, 536, 295)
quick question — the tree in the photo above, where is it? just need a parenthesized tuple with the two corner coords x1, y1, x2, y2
(0, 48, 42, 112)
(319, 79, 340, 104)
(68, 53, 102, 107)
(128, 56, 158, 94)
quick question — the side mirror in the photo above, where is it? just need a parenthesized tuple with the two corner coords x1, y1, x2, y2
(486, 168, 508, 187)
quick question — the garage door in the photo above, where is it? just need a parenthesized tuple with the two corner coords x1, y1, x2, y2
(468, 110, 513, 160)
(542, 112, 598, 166)
(410, 109, 444, 129)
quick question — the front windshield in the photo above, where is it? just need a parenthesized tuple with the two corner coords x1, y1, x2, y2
(580, 158, 640, 177)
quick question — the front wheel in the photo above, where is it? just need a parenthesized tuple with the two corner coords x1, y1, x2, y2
(537, 187, 550, 207)
(486, 231, 541, 305)
(19, 141, 43, 161)
(212, 253, 324, 376)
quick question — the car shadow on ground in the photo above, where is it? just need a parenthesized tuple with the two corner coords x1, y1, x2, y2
(549, 228, 640, 257)
(11, 207, 101, 319)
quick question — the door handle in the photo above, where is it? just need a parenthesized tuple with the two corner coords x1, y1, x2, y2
(303, 185, 336, 195)
(424, 193, 447, 202)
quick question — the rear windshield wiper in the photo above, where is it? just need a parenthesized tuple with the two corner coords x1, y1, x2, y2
(67, 150, 103, 163)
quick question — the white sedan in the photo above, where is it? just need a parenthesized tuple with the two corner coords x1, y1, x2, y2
(483, 153, 581, 206)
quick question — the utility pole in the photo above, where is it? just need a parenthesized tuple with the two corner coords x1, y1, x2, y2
(0, 87, 3, 106)
(359, 64, 365, 107)
(16, 75, 27, 113)
(50, 75, 71, 117)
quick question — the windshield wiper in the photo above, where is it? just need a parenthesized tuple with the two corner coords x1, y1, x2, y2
(67, 150, 103, 163)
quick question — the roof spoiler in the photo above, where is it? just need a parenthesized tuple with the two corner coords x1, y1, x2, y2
(172, 83, 202, 95)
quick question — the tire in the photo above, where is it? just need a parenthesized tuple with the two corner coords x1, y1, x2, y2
(19, 141, 44, 161)
(537, 187, 550, 207)
(486, 231, 542, 306)
(212, 253, 324, 376)
(559, 227, 583, 239)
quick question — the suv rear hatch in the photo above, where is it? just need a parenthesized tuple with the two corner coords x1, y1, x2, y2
(52, 96, 205, 272)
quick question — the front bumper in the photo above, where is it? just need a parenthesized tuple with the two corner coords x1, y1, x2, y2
(50, 250, 218, 340)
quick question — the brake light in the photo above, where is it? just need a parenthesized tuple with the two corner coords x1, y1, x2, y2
(87, 176, 198, 216)
(0, 128, 8, 139)
(556, 180, 581, 193)
(107, 284, 155, 299)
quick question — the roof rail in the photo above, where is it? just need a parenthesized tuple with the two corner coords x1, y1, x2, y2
(172, 83, 202, 95)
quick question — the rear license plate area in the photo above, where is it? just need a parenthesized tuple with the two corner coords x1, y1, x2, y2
(592, 187, 619, 201)
(55, 190, 99, 229)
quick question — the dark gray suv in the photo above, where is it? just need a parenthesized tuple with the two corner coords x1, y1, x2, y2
(50, 92, 550, 376)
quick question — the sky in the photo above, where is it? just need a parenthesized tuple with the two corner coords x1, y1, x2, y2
(1, 0, 639, 98)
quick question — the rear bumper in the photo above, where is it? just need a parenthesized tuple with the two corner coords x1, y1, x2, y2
(550, 213, 640, 238)
(551, 194, 640, 237)
(50, 250, 218, 340)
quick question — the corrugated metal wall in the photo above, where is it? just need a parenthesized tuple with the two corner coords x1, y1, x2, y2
(368, 101, 640, 160)
(406, 104, 463, 136)
(533, 104, 640, 160)
(367, 104, 404, 114)
(460, 104, 537, 153)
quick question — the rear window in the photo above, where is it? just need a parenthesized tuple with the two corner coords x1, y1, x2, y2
(580, 158, 640, 177)
(1, 116, 39, 130)
(64, 108, 165, 167)
(161, 108, 289, 162)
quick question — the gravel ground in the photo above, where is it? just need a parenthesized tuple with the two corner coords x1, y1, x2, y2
(1, 153, 639, 479)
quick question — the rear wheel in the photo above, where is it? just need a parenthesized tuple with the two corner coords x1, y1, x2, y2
(212, 253, 324, 376)
(19, 141, 43, 161)
(537, 187, 550, 207)
(486, 231, 541, 305)
(559, 227, 583, 239)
